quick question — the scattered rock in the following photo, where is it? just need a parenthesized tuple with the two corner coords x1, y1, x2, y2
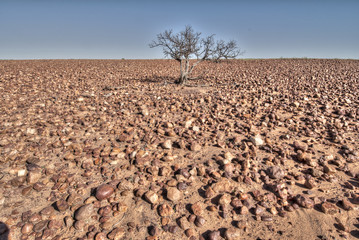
(144, 191, 159, 204)
(167, 187, 181, 202)
(321, 202, 338, 215)
(1, 59, 358, 240)
(224, 227, 241, 240)
(295, 195, 314, 209)
(75, 204, 94, 221)
(267, 166, 285, 179)
(250, 134, 264, 146)
(158, 204, 174, 217)
(95, 184, 114, 201)
(208, 230, 221, 240)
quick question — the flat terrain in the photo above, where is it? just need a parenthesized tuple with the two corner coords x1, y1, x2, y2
(0, 59, 359, 240)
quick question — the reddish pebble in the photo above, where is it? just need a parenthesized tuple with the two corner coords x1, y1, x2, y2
(95, 184, 114, 201)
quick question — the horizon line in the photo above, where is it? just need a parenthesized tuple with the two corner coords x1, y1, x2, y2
(1, 57, 358, 61)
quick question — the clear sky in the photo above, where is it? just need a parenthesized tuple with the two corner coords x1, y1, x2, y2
(0, 0, 358, 59)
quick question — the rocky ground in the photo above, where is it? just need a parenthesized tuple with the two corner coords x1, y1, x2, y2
(0, 59, 359, 240)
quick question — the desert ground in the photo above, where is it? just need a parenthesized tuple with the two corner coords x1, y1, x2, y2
(0, 59, 359, 240)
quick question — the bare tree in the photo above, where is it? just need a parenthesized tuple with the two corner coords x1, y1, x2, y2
(149, 25, 242, 85)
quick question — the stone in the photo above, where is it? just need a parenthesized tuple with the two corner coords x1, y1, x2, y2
(224, 152, 235, 162)
(158, 204, 174, 217)
(224, 227, 241, 240)
(108, 227, 125, 240)
(149, 225, 160, 236)
(205, 187, 216, 198)
(27, 170, 42, 184)
(21, 223, 33, 234)
(250, 134, 264, 146)
(267, 166, 285, 179)
(304, 178, 317, 189)
(208, 230, 221, 240)
(144, 191, 159, 204)
(218, 194, 232, 206)
(167, 187, 181, 202)
(34, 220, 48, 232)
(295, 195, 314, 209)
(95, 184, 114, 200)
(55, 198, 69, 212)
(194, 216, 205, 227)
(40, 206, 55, 216)
(212, 179, 233, 193)
(297, 151, 310, 162)
(321, 202, 338, 215)
(162, 140, 172, 149)
(191, 202, 203, 216)
(177, 216, 190, 229)
(240, 206, 249, 215)
(341, 198, 354, 211)
(294, 141, 308, 152)
(75, 204, 94, 221)
(255, 205, 265, 215)
(185, 228, 195, 237)
(190, 142, 201, 151)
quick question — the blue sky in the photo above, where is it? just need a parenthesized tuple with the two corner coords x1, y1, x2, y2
(0, 0, 358, 59)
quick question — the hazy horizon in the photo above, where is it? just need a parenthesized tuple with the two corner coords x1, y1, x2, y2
(1, 0, 358, 60)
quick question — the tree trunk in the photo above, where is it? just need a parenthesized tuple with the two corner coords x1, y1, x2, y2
(176, 59, 189, 85)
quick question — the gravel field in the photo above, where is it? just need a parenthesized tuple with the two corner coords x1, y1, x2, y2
(0, 59, 359, 240)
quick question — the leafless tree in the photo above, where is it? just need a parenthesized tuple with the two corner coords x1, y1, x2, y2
(149, 25, 242, 84)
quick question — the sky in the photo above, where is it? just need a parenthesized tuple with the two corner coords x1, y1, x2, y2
(0, 0, 358, 59)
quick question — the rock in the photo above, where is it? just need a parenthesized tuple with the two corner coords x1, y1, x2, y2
(75, 204, 94, 221)
(95, 184, 114, 201)
(167, 187, 181, 202)
(190, 142, 201, 151)
(34, 220, 48, 232)
(208, 230, 221, 240)
(212, 179, 233, 193)
(323, 165, 336, 174)
(40, 206, 55, 216)
(267, 166, 285, 179)
(218, 194, 232, 206)
(55, 198, 69, 212)
(108, 227, 125, 240)
(48, 219, 62, 230)
(177, 182, 187, 190)
(224, 152, 235, 162)
(185, 228, 195, 237)
(191, 202, 203, 216)
(205, 187, 216, 198)
(144, 191, 159, 204)
(321, 202, 338, 215)
(250, 134, 264, 146)
(177, 216, 190, 229)
(304, 178, 316, 189)
(294, 141, 308, 152)
(297, 151, 311, 163)
(27, 170, 42, 184)
(21, 223, 33, 234)
(224, 227, 241, 240)
(141, 108, 149, 116)
(240, 206, 249, 215)
(162, 140, 172, 149)
(341, 198, 354, 211)
(158, 204, 174, 217)
(295, 195, 314, 209)
(255, 205, 265, 215)
(149, 225, 160, 236)
(194, 216, 205, 227)
(261, 216, 273, 221)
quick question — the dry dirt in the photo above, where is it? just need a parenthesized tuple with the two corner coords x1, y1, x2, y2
(0, 59, 359, 240)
